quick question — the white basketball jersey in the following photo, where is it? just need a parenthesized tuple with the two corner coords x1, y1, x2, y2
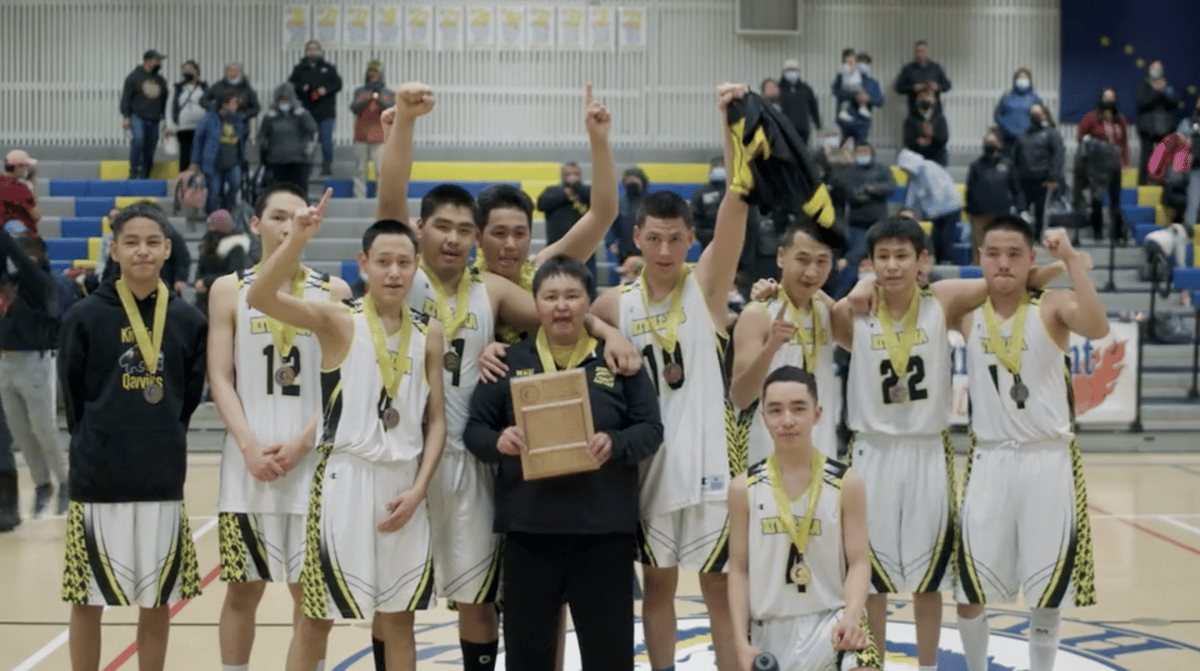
(966, 294, 1074, 444)
(847, 288, 951, 437)
(746, 457, 848, 620)
(618, 272, 729, 517)
(747, 298, 838, 465)
(406, 266, 494, 453)
(320, 305, 430, 463)
(219, 267, 332, 515)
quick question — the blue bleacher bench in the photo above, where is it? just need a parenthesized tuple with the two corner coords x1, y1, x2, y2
(1133, 223, 1158, 245)
(324, 179, 353, 199)
(75, 197, 114, 218)
(46, 238, 89, 262)
(623, 182, 702, 200)
(406, 180, 520, 199)
(952, 243, 973, 266)
(49, 179, 167, 198)
(1120, 204, 1155, 225)
(340, 260, 359, 284)
(958, 265, 983, 279)
(888, 186, 907, 204)
(59, 217, 103, 239)
(50, 260, 72, 273)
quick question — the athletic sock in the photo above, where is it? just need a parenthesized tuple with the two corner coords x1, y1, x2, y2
(1029, 608, 1062, 671)
(461, 639, 499, 671)
(372, 637, 386, 671)
(957, 611, 990, 671)
(221, 665, 249, 671)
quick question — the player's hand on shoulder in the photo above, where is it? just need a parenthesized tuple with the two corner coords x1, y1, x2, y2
(845, 277, 878, 316)
(378, 487, 422, 532)
(750, 277, 779, 303)
(395, 82, 435, 119)
(603, 331, 642, 377)
(478, 342, 509, 383)
(497, 426, 526, 457)
(831, 617, 869, 651)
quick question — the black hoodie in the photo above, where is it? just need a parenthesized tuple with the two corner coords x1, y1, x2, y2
(58, 279, 207, 502)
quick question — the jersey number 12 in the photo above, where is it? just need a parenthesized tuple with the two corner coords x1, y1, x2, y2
(263, 344, 301, 396)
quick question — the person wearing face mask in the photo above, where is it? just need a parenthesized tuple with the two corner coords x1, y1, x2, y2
(894, 40, 952, 117)
(202, 63, 263, 123)
(539, 162, 593, 250)
(191, 92, 246, 215)
(994, 68, 1043, 159)
(690, 156, 730, 250)
(1, 151, 40, 236)
(167, 60, 208, 172)
(903, 90, 950, 166)
(258, 84, 319, 194)
(606, 167, 649, 265)
(1136, 60, 1183, 184)
(761, 79, 782, 112)
(778, 59, 821, 146)
(350, 60, 395, 198)
(1076, 89, 1128, 242)
(832, 49, 884, 144)
(833, 142, 896, 288)
(1014, 104, 1065, 238)
(966, 132, 1025, 262)
(289, 40, 344, 176)
(119, 49, 170, 179)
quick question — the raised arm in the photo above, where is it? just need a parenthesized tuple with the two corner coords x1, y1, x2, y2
(375, 82, 435, 223)
(1042, 229, 1109, 340)
(536, 84, 618, 266)
(729, 302, 792, 410)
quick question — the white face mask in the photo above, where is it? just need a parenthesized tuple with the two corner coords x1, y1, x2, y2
(708, 167, 727, 183)
(783, 70, 800, 83)
(1015, 77, 1031, 91)
(855, 155, 872, 166)
(842, 63, 856, 75)
(277, 103, 291, 113)
(228, 76, 243, 86)
(858, 63, 870, 76)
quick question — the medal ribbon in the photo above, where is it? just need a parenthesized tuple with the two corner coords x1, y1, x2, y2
(115, 278, 168, 376)
(254, 264, 307, 359)
(534, 328, 596, 372)
(781, 287, 823, 374)
(766, 449, 826, 558)
(639, 267, 689, 356)
(363, 294, 411, 401)
(420, 261, 473, 340)
(876, 287, 921, 380)
(982, 295, 1030, 378)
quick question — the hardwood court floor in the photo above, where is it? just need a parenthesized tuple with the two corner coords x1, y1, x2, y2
(2, 450, 1199, 671)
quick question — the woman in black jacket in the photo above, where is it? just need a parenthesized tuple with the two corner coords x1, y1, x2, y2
(1014, 104, 1065, 237)
(1136, 60, 1183, 184)
(464, 255, 662, 671)
(966, 130, 1025, 262)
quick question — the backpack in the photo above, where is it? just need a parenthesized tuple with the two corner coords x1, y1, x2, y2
(173, 168, 207, 214)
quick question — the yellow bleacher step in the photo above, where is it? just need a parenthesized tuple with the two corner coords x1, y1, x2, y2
(87, 237, 101, 261)
(410, 161, 559, 182)
(1121, 168, 1139, 188)
(637, 163, 707, 183)
(73, 259, 97, 270)
(520, 180, 557, 220)
(1137, 185, 1163, 207)
(891, 165, 909, 186)
(114, 196, 158, 209)
(101, 216, 112, 236)
(918, 220, 933, 237)
(367, 161, 377, 182)
(100, 160, 179, 180)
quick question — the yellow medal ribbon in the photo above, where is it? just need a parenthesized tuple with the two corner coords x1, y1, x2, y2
(362, 294, 412, 401)
(766, 448, 826, 562)
(534, 328, 596, 372)
(254, 264, 307, 359)
(115, 278, 169, 375)
(982, 295, 1030, 377)
(420, 261, 474, 340)
(639, 267, 689, 357)
(780, 287, 823, 374)
(876, 286, 922, 381)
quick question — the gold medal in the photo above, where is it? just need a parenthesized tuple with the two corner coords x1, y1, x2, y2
(789, 558, 812, 586)
(363, 295, 411, 426)
(639, 267, 689, 382)
(380, 407, 400, 430)
(983, 295, 1031, 404)
(443, 350, 461, 374)
(663, 361, 684, 385)
(274, 365, 296, 387)
(115, 278, 169, 401)
(767, 449, 826, 583)
(534, 328, 596, 372)
(143, 382, 164, 405)
(876, 287, 921, 403)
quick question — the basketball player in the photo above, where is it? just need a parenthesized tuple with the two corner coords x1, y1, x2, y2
(955, 220, 1105, 671)
(730, 218, 839, 467)
(728, 365, 879, 671)
(247, 198, 447, 671)
(373, 81, 638, 671)
(590, 82, 754, 671)
(207, 182, 352, 671)
(58, 203, 207, 671)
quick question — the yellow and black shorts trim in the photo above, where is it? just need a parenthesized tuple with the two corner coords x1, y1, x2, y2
(218, 512, 273, 583)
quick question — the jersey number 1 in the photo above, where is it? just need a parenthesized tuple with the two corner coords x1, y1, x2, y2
(263, 344, 301, 397)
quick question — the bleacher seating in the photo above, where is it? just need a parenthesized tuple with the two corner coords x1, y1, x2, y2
(49, 179, 166, 198)
(60, 218, 103, 238)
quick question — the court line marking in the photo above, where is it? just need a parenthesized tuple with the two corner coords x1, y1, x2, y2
(1089, 503, 1200, 557)
(8, 516, 219, 671)
(101, 565, 223, 671)
(1159, 515, 1200, 539)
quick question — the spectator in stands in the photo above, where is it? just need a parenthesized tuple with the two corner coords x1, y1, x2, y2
(894, 40, 952, 117)
(1178, 98, 1200, 227)
(167, 60, 208, 172)
(202, 63, 262, 125)
(161, 222, 192, 296)
(1136, 60, 1183, 184)
(258, 84, 318, 194)
(1, 151, 40, 236)
(349, 59, 394, 199)
(0, 222, 66, 519)
(966, 131, 1025, 262)
(539, 162, 592, 248)
(994, 68, 1043, 159)
(191, 92, 245, 215)
(761, 78, 781, 111)
(1144, 223, 1192, 306)
(833, 141, 896, 288)
(832, 49, 883, 144)
(607, 167, 648, 263)
(193, 209, 249, 315)
(1077, 88, 1129, 241)
(119, 49, 169, 179)
(904, 89, 949, 165)
(1014, 103, 1065, 238)
(0, 403, 15, 531)
(778, 59, 821, 145)
(290, 40, 343, 176)
(690, 156, 726, 249)
(897, 147, 963, 264)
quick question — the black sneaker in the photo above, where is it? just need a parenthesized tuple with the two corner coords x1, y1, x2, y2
(0, 508, 18, 532)
(33, 484, 52, 518)
(56, 483, 69, 515)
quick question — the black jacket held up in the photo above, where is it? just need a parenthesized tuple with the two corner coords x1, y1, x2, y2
(58, 280, 207, 503)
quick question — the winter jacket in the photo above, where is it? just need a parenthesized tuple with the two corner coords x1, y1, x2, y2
(191, 110, 246, 174)
(201, 78, 262, 122)
(832, 72, 883, 138)
(537, 182, 591, 247)
(1176, 116, 1200, 168)
(350, 81, 395, 144)
(966, 154, 1025, 216)
(258, 90, 318, 166)
(903, 112, 950, 164)
(897, 148, 963, 219)
(58, 280, 207, 503)
(1135, 79, 1182, 139)
(894, 60, 952, 115)
(1014, 124, 1065, 182)
(170, 80, 209, 130)
(195, 232, 249, 314)
(994, 87, 1044, 142)
(778, 73, 821, 138)
(0, 227, 59, 351)
(120, 66, 169, 122)
(1077, 110, 1130, 166)
(689, 181, 724, 248)
(832, 161, 896, 227)
(289, 57, 344, 121)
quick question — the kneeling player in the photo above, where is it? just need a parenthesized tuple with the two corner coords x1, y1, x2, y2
(728, 366, 878, 671)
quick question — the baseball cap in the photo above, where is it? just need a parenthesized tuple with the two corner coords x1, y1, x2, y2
(143, 49, 167, 60)
(5, 149, 37, 167)
(783, 58, 800, 70)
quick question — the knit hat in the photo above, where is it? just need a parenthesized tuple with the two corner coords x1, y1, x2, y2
(783, 58, 800, 71)
(207, 209, 233, 234)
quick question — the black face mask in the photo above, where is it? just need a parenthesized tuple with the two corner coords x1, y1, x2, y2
(918, 101, 933, 112)
(306, 54, 322, 64)
(183, 72, 196, 82)
(1100, 100, 1117, 111)
(985, 144, 1002, 156)
(625, 182, 643, 197)
(151, 64, 162, 74)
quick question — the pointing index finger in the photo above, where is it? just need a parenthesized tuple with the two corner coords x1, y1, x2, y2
(316, 187, 334, 217)
(775, 298, 789, 322)
(585, 82, 594, 106)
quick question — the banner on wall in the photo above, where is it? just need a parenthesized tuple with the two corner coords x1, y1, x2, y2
(588, 7, 615, 52)
(498, 6, 525, 51)
(313, 5, 342, 46)
(344, 5, 373, 47)
(557, 6, 585, 51)
(437, 6, 465, 51)
(375, 6, 403, 48)
(619, 7, 647, 52)
(466, 5, 495, 50)
(948, 321, 1139, 426)
(283, 5, 311, 47)
(527, 6, 555, 51)
(406, 5, 434, 49)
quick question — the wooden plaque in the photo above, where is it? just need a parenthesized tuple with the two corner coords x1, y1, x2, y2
(510, 368, 599, 481)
